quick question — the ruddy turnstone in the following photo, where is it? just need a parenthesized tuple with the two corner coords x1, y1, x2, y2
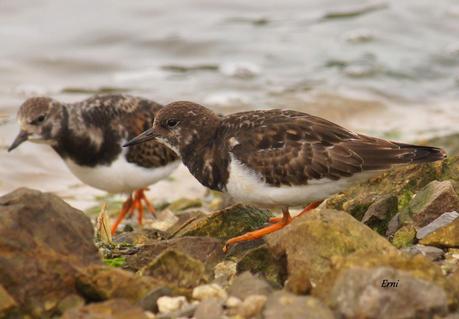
(124, 101, 446, 250)
(8, 94, 180, 234)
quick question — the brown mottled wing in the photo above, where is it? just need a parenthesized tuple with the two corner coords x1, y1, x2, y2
(79, 94, 178, 168)
(222, 109, 444, 186)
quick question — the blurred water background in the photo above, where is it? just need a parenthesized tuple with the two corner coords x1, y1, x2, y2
(1, 0, 459, 208)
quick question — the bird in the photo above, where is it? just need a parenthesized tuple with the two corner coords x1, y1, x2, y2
(8, 94, 180, 234)
(124, 101, 447, 251)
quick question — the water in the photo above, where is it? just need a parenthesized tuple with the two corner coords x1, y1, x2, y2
(1, 0, 459, 208)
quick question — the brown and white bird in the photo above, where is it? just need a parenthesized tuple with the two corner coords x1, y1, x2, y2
(124, 101, 446, 251)
(8, 94, 180, 234)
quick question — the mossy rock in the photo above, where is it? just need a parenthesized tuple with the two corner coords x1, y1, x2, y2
(326, 158, 459, 220)
(391, 225, 417, 249)
(361, 195, 398, 235)
(420, 217, 459, 248)
(236, 245, 287, 287)
(174, 204, 272, 240)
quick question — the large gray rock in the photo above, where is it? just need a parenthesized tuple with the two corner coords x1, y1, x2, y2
(416, 211, 459, 239)
(264, 291, 334, 319)
(0, 188, 100, 318)
(328, 267, 448, 319)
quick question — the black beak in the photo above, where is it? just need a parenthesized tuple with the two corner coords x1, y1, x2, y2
(8, 130, 29, 152)
(123, 128, 156, 147)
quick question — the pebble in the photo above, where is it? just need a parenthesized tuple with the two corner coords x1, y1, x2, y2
(416, 211, 459, 239)
(156, 296, 188, 314)
(237, 294, 267, 318)
(225, 296, 242, 308)
(192, 283, 228, 301)
(401, 244, 444, 261)
(214, 260, 237, 283)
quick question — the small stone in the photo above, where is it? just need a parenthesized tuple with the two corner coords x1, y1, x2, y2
(404, 180, 459, 227)
(420, 217, 459, 248)
(144, 209, 179, 232)
(386, 213, 401, 237)
(264, 291, 334, 319)
(57, 294, 85, 314)
(417, 211, 459, 239)
(361, 195, 398, 234)
(192, 284, 227, 301)
(157, 296, 188, 314)
(228, 272, 273, 300)
(139, 287, 172, 312)
(0, 285, 17, 318)
(236, 294, 267, 319)
(167, 198, 202, 212)
(214, 261, 237, 284)
(194, 298, 224, 319)
(401, 244, 444, 261)
(225, 296, 242, 308)
(391, 225, 416, 249)
(62, 299, 150, 319)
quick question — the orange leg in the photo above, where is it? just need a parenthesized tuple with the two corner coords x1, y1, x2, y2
(223, 207, 292, 252)
(269, 200, 323, 223)
(111, 196, 134, 235)
(136, 189, 156, 215)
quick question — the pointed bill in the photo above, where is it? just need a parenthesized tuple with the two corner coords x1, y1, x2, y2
(8, 130, 29, 152)
(123, 128, 156, 147)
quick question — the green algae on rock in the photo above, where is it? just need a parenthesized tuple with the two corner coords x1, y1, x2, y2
(392, 225, 417, 249)
(419, 217, 459, 248)
(361, 194, 398, 235)
(265, 209, 396, 288)
(174, 204, 271, 239)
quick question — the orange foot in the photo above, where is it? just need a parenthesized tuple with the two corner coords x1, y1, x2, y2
(223, 207, 293, 253)
(111, 189, 156, 235)
(268, 200, 323, 223)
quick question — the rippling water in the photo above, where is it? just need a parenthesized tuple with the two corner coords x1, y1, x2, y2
(1, 0, 459, 207)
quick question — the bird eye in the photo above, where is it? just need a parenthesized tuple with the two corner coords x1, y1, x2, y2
(32, 114, 46, 125)
(166, 118, 179, 129)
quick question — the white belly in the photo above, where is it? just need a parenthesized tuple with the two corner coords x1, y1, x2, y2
(64, 155, 180, 194)
(226, 155, 376, 208)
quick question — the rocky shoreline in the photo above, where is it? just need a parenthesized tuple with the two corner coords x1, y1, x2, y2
(1, 157, 459, 318)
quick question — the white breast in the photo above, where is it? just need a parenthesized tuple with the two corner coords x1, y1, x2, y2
(64, 154, 180, 194)
(226, 154, 376, 208)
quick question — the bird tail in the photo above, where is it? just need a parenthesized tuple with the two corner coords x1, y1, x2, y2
(394, 142, 446, 163)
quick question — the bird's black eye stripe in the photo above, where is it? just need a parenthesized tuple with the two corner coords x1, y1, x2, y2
(31, 114, 46, 124)
(166, 118, 179, 128)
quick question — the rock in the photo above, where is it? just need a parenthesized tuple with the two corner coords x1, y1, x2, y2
(113, 228, 169, 245)
(167, 198, 202, 212)
(402, 180, 459, 227)
(386, 212, 401, 237)
(157, 296, 188, 314)
(57, 294, 85, 315)
(326, 157, 459, 220)
(328, 267, 448, 319)
(126, 237, 224, 273)
(392, 225, 417, 248)
(236, 294, 267, 319)
(138, 287, 172, 313)
(62, 299, 150, 319)
(139, 249, 208, 295)
(236, 245, 287, 286)
(167, 211, 206, 236)
(361, 195, 398, 234)
(264, 291, 334, 319)
(144, 209, 178, 232)
(213, 260, 237, 286)
(76, 265, 160, 303)
(228, 272, 273, 300)
(401, 244, 445, 261)
(0, 188, 100, 318)
(174, 204, 271, 239)
(194, 298, 224, 319)
(417, 211, 459, 239)
(192, 284, 227, 301)
(265, 209, 395, 287)
(225, 296, 242, 308)
(420, 217, 459, 248)
(0, 284, 17, 318)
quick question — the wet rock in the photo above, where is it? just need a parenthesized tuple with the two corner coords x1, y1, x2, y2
(419, 217, 459, 248)
(228, 271, 273, 300)
(266, 209, 395, 287)
(167, 198, 202, 212)
(113, 228, 169, 245)
(0, 284, 17, 318)
(139, 249, 208, 295)
(401, 244, 445, 261)
(392, 225, 417, 248)
(138, 287, 172, 313)
(174, 204, 271, 239)
(192, 283, 227, 301)
(236, 245, 287, 286)
(328, 267, 448, 319)
(264, 291, 334, 319)
(62, 299, 150, 319)
(126, 236, 224, 273)
(0, 188, 100, 318)
(326, 158, 459, 220)
(236, 294, 267, 318)
(157, 296, 188, 314)
(194, 298, 224, 319)
(402, 180, 459, 227)
(417, 211, 459, 239)
(361, 194, 398, 234)
(76, 265, 160, 302)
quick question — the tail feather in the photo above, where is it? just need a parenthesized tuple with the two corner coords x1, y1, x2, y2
(394, 142, 446, 163)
